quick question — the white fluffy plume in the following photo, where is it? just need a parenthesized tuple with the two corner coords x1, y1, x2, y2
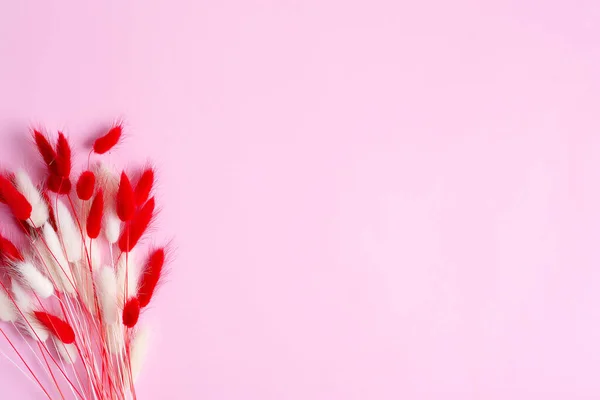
(14, 169, 48, 228)
(130, 326, 150, 383)
(53, 337, 78, 364)
(11, 281, 49, 342)
(72, 240, 102, 313)
(105, 322, 125, 355)
(97, 266, 117, 325)
(95, 162, 119, 193)
(73, 261, 96, 313)
(94, 162, 121, 244)
(11, 280, 31, 310)
(87, 239, 102, 272)
(16, 261, 54, 299)
(104, 212, 121, 244)
(39, 225, 75, 295)
(54, 199, 83, 262)
(116, 251, 140, 307)
(0, 286, 17, 322)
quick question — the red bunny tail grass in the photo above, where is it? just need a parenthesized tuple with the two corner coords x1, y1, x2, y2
(33, 130, 57, 168)
(46, 174, 72, 194)
(52, 132, 72, 178)
(87, 190, 104, 239)
(76, 171, 96, 201)
(138, 248, 165, 308)
(0, 236, 24, 262)
(0, 176, 32, 221)
(122, 297, 141, 328)
(33, 311, 76, 344)
(116, 172, 135, 222)
(134, 168, 154, 207)
(118, 197, 155, 253)
(93, 124, 122, 154)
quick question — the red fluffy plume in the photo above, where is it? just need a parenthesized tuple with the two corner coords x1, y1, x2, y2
(138, 248, 165, 308)
(93, 125, 122, 154)
(0, 235, 24, 262)
(134, 168, 154, 207)
(122, 298, 140, 328)
(118, 197, 155, 253)
(116, 172, 135, 222)
(33, 312, 76, 344)
(87, 190, 104, 239)
(47, 175, 72, 194)
(0, 176, 32, 221)
(33, 130, 57, 168)
(53, 132, 72, 178)
(76, 171, 96, 201)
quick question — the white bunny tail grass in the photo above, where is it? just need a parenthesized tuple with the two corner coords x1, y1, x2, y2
(105, 322, 125, 355)
(130, 325, 150, 383)
(95, 161, 122, 244)
(11, 280, 32, 311)
(11, 281, 50, 341)
(116, 250, 140, 307)
(87, 238, 102, 272)
(73, 261, 96, 313)
(16, 261, 54, 299)
(97, 266, 118, 325)
(14, 169, 49, 228)
(94, 161, 119, 194)
(104, 211, 121, 245)
(52, 336, 77, 364)
(40, 224, 75, 295)
(54, 199, 83, 263)
(0, 286, 17, 322)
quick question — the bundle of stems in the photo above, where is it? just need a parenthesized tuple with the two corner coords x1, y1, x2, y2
(0, 125, 166, 399)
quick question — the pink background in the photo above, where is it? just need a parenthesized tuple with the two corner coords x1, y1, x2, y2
(2, 0, 600, 398)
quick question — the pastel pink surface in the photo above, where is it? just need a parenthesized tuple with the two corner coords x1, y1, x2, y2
(1, 1, 600, 399)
